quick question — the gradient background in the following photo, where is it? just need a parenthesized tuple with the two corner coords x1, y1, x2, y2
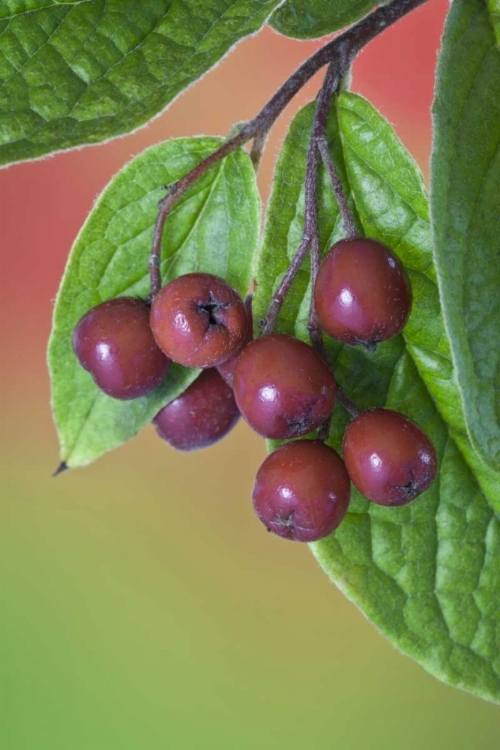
(2, 2, 500, 747)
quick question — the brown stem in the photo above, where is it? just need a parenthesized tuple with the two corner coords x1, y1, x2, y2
(264, 61, 339, 333)
(317, 136, 358, 239)
(304, 62, 363, 437)
(337, 387, 362, 419)
(262, 235, 311, 336)
(150, 131, 248, 298)
(305, 62, 339, 348)
(149, 0, 428, 298)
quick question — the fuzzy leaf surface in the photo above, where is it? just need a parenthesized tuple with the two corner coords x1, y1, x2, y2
(431, 0, 500, 483)
(0, 0, 282, 167)
(48, 137, 260, 468)
(254, 94, 500, 701)
(270, 0, 375, 39)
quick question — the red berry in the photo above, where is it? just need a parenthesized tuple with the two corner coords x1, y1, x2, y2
(73, 297, 170, 400)
(216, 295, 253, 387)
(252, 440, 351, 542)
(342, 408, 437, 506)
(233, 334, 336, 440)
(154, 369, 240, 451)
(150, 273, 247, 368)
(314, 238, 412, 349)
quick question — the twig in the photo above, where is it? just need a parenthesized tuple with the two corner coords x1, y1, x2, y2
(149, 0, 428, 298)
(307, 63, 342, 441)
(264, 61, 339, 334)
(306, 62, 340, 343)
(337, 387, 362, 419)
(261, 235, 310, 335)
(317, 136, 358, 239)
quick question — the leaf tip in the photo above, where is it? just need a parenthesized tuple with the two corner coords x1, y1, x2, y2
(52, 461, 69, 478)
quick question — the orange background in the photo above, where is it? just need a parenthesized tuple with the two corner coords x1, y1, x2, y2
(3, 2, 500, 747)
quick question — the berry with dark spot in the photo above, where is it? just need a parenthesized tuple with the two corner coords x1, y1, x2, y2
(154, 369, 240, 451)
(342, 408, 437, 506)
(252, 440, 351, 542)
(150, 273, 247, 368)
(314, 238, 412, 349)
(233, 333, 336, 440)
(73, 297, 170, 400)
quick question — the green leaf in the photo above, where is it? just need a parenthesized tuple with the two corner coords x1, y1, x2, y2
(48, 137, 260, 468)
(254, 93, 500, 701)
(431, 0, 500, 488)
(270, 0, 375, 39)
(0, 0, 282, 168)
(488, 0, 500, 43)
(313, 352, 500, 704)
(0, 0, 88, 21)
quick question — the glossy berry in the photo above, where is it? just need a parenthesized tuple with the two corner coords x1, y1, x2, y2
(150, 273, 247, 368)
(252, 440, 351, 542)
(233, 334, 336, 440)
(216, 295, 253, 387)
(154, 369, 240, 452)
(314, 238, 412, 349)
(73, 297, 170, 400)
(343, 408, 437, 506)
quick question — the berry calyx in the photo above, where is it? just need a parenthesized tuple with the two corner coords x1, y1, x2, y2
(252, 440, 351, 542)
(314, 238, 412, 349)
(342, 408, 437, 506)
(154, 369, 240, 451)
(73, 297, 170, 400)
(233, 333, 336, 440)
(150, 273, 247, 368)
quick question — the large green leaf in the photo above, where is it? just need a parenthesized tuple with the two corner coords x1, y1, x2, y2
(314, 352, 500, 704)
(431, 0, 500, 485)
(488, 0, 500, 43)
(254, 93, 500, 701)
(270, 0, 375, 39)
(0, 1, 88, 21)
(48, 137, 260, 468)
(0, 0, 282, 168)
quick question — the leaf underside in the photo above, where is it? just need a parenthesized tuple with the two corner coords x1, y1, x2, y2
(431, 0, 500, 483)
(253, 92, 500, 702)
(0, 0, 282, 167)
(270, 0, 376, 39)
(48, 137, 260, 468)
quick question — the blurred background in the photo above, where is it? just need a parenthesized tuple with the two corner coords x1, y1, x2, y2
(2, 1, 500, 747)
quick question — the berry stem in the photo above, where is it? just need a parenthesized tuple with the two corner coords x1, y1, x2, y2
(261, 234, 311, 335)
(317, 136, 359, 239)
(336, 388, 362, 419)
(308, 63, 363, 434)
(264, 61, 339, 335)
(149, 0, 428, 298)
(305, 61, 339, 347)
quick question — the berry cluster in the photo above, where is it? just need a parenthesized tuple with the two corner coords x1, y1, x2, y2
(73, 238, 437, 543)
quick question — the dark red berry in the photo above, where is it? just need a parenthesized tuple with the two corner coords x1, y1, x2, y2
(342, 408, 437, 506)
(73, 297, 170, 400)
(233, 334, 336, 440)
(252, 440, 351, 542)
(154, 369, 240, 451)
(150, 273, 247, 368)
(314, 238, 412, 349)
(216, 295, 253, 387)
